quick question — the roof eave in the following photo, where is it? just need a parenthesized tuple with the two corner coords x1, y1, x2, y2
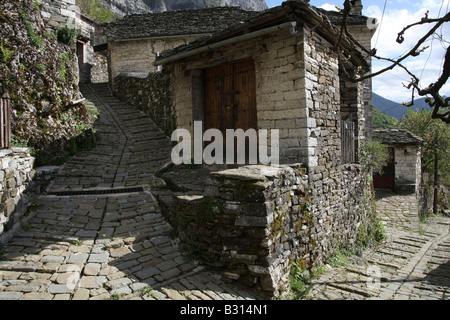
(155, 2, 370, 71)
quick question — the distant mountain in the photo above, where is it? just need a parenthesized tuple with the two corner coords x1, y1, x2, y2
(373, 92, 434, 120)
(98, 0, 268, 16)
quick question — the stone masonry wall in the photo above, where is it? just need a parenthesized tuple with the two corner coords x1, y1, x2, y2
(113, 71, 173, 136)
(158, 163, 371, 298)
(347, 24, 376, 136)
(40, 0, 95, 40)
(40, 0, 108, 83)
(295, 28, 369, 267)
(158, 165, 309, 298)
(108, 36, 200, 91)
(394, 145, 421, 193)
(0, 148, 35, 244)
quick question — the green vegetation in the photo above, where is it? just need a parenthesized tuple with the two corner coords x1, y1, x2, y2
(0, 42, 14, 63)
(20, 10, 44, 48)
(33, 0, 40, 11)
(36, 64, 46, 73)
(57, 26, 77, 45)
(59, 53, 71, 82)
(59, 64, 67, 82)
(54, 83, 62, 105)
(373, 107, 399, 129)
(399, 108, 450, 182)
(21, 222, 34, 231)
(400, 109, 450, 216)
(76, 0, 120, 23)
(360, 139, 390, 175)
(289, 261, 326, 300)
(110, 292, 123, 300)
(355, 217, 386, 252)
(44, 31, 57, 41)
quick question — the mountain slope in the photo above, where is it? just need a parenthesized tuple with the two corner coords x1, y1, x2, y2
(373, 92, 434, 120)
(372, 107, 398, 129)
(99, 0, 268, 15)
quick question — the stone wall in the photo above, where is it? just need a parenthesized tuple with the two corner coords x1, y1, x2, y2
(347, 24, 376, 136)
(157, 163, 372, 298)
(113, 71, 173, 135)
(394, 145, 421, 193)
(0, 148, 35, 244)
(40, 0, 95, 40)
(40, 0, 108, 83)
(108, 36, 200, 91)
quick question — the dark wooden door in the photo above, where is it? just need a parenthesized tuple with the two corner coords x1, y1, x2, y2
(204, 60, 257, 162)
(205, 64, 234, 133)
(205, 60, 256, 132)
(233, 60, 257, 132)
(373, 147, 395, 190)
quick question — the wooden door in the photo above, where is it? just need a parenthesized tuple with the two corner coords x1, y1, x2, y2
(233, 60, 257, 132)
(205, 64, 234, 133)
(204, 60, 257, 162)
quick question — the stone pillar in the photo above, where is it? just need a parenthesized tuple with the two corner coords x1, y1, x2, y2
(350, 0, 363, 15)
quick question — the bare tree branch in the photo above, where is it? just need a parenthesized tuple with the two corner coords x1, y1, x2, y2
(334, 1, 450, 123)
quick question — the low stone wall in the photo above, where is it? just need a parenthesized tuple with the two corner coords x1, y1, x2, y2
(0, 149, 60, 244)
(157, 163, 372, 298)
(113, 71, 173, 136)
(0, 148, 35, 244)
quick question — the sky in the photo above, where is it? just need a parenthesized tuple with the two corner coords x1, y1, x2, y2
(265, 0, 450, 103)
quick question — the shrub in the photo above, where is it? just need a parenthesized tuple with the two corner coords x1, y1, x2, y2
(57, 27, 78, 45)
(0, 42, 14, 62)
(360, 139, 389, 174)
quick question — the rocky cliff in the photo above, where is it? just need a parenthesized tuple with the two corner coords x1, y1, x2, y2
(0, 0, 96, 165)
(99, 0, 268, 15)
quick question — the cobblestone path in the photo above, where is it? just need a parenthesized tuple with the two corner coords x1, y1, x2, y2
(307, 191, 450, 300)
(0, 84, 256, 301)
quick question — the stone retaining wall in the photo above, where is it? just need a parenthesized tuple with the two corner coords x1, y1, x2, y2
(0, 148, 60, 244)
(113, 71, 174, 136)
(158, 163, 372, 298)
(0, 148, 35, 244)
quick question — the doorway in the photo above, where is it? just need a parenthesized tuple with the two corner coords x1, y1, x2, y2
(204, 60, 257, 163)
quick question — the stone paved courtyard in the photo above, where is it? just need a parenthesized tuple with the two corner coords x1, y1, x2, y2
(0, 84, 448, 300)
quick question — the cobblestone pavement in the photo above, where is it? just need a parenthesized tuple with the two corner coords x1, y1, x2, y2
(0, 84, 256, 301)
(307, 191, 450, 300)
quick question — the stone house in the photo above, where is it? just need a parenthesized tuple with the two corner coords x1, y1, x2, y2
(155, 0, 373, 166)
(372, 129, 423, 193)
(145, 0, 379, 297)
(40, 0, 108, 83)
(103, 7, 260, 92)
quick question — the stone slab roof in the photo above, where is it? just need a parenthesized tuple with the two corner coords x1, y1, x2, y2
(155, 0, 371, 70)
(105, 7, 260, 41)
(372, 129, 424, 145)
